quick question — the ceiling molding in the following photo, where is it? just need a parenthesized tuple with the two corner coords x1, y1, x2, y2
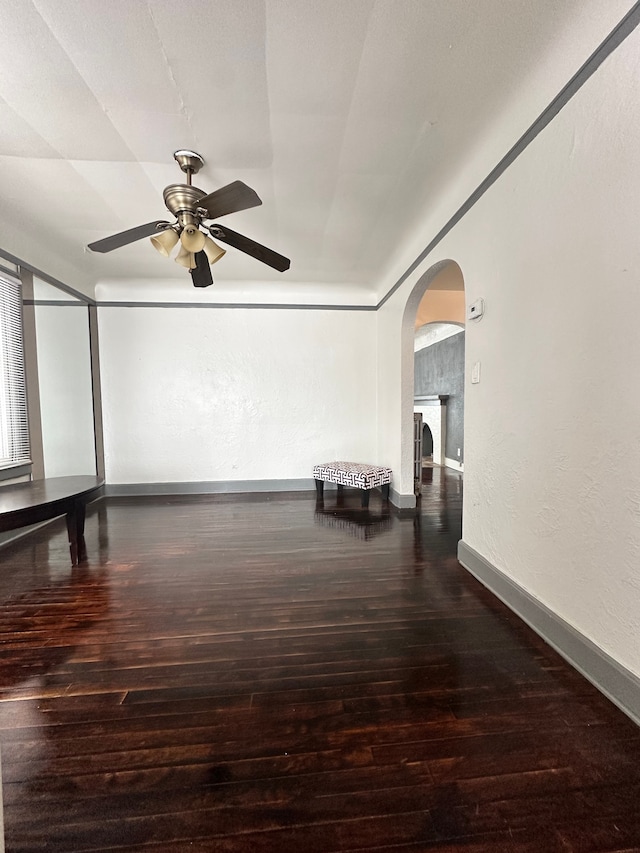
(94, 301, 376, 311)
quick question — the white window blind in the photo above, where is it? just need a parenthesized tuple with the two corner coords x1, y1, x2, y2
(0, 274, 30, 468)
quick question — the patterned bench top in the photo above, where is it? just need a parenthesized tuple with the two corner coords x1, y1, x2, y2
(313, 461, 393, 490)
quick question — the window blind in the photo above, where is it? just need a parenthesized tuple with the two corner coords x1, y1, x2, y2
(0, 274, 30, 468)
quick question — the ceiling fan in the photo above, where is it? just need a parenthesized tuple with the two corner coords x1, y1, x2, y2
(87, 150, 290, 287)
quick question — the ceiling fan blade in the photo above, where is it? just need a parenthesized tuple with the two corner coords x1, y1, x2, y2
(209, 224, 290, 272)
(196, 181, 262, 219)
(87, 221, 172, 253)
(190, 250, 214, 288)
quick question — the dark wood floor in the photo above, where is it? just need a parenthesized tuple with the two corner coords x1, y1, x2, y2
(1, 468, 639, 852)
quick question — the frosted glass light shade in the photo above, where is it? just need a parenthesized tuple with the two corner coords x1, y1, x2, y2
(180, 225, 206, 253)
(203, 236, 226, 264)
(175, 244, 196, 269)
(150, 228, 179, 257)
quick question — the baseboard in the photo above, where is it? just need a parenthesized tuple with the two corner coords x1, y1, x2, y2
(458, 540, 640, 727)
(104, 478, 318, 497)
(444, 457, 464, 471)
(389, 487, 416, 510)
(105, 479, 416, 509)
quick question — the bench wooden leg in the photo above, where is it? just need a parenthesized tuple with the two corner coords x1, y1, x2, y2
(382, 483, 390, 502)
(315, 479, 324, 498)
(361, 489, 371, 509)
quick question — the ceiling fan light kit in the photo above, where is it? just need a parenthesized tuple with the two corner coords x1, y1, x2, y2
(87, 150, 290, 287)
(150, 228, 179, 257)
(174, 244, 197, 270)
(180, 224, 206, 253)
(203, 236, 226, 264)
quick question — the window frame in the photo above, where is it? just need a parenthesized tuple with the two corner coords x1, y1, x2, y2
(0, 271, 31, 476)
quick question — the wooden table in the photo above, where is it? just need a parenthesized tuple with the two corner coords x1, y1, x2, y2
(0, 475, 104, 565)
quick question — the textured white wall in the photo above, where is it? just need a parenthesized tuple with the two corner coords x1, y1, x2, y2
(377, 26, 640, 675)
(34, 305, 96, 477)
(98, 306, 377, 484)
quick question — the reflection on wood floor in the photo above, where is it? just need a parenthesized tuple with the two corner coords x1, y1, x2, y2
(0, 467, 639, 851)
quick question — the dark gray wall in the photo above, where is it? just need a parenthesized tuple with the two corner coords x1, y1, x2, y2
(414, 331, 465, 462)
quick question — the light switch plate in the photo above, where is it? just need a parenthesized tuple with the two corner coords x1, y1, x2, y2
(471, 361, 481, 384)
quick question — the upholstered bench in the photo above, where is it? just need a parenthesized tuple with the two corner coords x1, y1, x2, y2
(313, 461, 392, 508)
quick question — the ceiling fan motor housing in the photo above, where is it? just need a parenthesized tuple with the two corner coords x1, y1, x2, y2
(163, 184, 206, 230)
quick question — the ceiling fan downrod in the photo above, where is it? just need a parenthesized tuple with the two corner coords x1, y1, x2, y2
(163, 151, 207, 229)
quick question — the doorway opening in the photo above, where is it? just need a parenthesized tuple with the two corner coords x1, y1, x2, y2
(401, 260, 466, 501)
(422, 423, 434, 460)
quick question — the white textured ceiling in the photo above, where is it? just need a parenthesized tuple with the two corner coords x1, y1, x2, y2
(0, 0, 632, 297)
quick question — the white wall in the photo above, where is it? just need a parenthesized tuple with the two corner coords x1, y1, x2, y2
(377, 26, 640, 676)
(34, 305, 96, 477)
(98, 306, 378, 484)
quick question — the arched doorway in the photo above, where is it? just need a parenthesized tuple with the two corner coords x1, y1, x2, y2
(400, 260, 466, 498)
(422, 423, 434, 458)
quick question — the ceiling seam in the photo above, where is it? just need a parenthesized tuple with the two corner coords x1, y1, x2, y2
(319, 2, 376, 272)
(29, 0, 138, 165)
(145, 0, 196, 144)
(262, 0, 279, 247)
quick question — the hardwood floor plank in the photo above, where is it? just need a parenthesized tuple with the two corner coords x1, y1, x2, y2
(1, 468, 639, 851)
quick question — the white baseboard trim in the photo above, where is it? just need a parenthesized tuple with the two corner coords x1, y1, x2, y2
(444, 457, 464, 471)
(458, 540, 640, 727)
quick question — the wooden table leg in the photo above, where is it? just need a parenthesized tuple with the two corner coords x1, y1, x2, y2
(66, 500, 87, 566)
